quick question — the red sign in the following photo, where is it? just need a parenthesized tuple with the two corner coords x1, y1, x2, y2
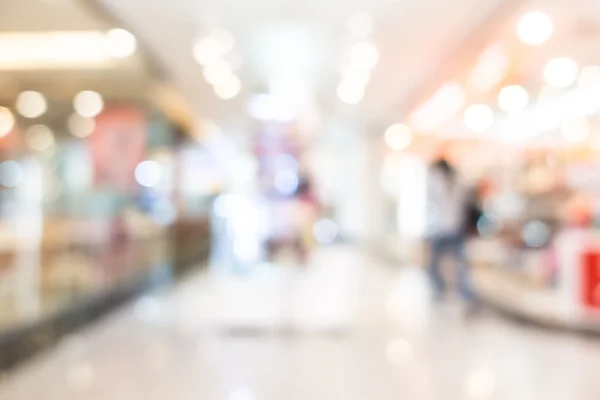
(580, 249, 600, 309)
(89, 108, 146, 190)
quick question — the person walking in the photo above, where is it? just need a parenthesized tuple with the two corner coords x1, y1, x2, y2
(426, 157, 478, 306)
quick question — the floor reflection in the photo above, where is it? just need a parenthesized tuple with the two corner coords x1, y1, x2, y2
(2, 246, 600, 399)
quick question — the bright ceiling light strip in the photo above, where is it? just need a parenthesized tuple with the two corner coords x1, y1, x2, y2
(409, 82, 465, 132)
(492, 85, 600, 143)
(0, 32, 114, 70)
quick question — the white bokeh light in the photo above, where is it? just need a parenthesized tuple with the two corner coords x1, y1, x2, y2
(211, 29, 236, 53)
(105, 28, 137, 58)
(384, 124, 413, 150)
(562, 118, 591, 143)
(313, 219, 339, 244)
(135, 160, 162, 187)
(337, 81, 365, 104)
(347, 11, 373, 37)
(0, 160, 23, 188)
(543, 57, 578, 88)
(214, 75, 241, 100)
(517, 12, 553, 45)
(0, 107, 15, 137)
(25, 125, 55, 152)
(74, 91, 104, 118)
(16, 91, 47, 119)
(498, 85, 529, 113)
(464, 104, 495, 132)
(350, 41, 379, 70)
(192, 37, 223, 65)
(203, 59, 233, 85)
(274, 169, 299, 195)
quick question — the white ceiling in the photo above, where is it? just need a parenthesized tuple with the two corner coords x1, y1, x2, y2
(98, 0, 517, 131)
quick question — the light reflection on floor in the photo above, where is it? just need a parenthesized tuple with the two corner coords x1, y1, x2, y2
(1, 246, 600, 399)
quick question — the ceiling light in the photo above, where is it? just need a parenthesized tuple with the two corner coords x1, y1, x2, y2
(16, 91, 47, 119)
(214, 75, 241, 100)
(410, 82, 465, 132)
(0, 32, 112, 70)
(350, 41, 379, 70)
(192, 37, 222, 66)
(0, 107, 15, 137)
(464, 104, 495, 132)
(25, 125, 55, 152)
(498, 85, 529, 113)
(517, 12, 553, 45)
(73, 91, 104, 118)
(105, 29, 137, 58)
(578, 65, 600, 88)
(384, 124, 413, 150)
(467, 43, 509, 93)
(347, 11, 373, 37)
(203, 59, 233, 85)
(544, 57, 578, 88)
(211, 29, 235, 54)
(337, 81, 365, 104)
(562, 118, 590, 143)
(68, 114, 95, 138)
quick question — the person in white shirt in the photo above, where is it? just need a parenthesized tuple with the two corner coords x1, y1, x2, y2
(426, 157, 477, 304)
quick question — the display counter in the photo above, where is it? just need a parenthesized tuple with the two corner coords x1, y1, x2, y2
(472, 230, 600, 335)
(0, 216, 210, 370)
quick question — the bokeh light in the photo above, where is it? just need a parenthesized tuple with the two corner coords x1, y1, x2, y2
(350, 41, 379, 70)
(498, 85, 529, 113)
(74, 91, 104, 118)
(0, 107, 15, 137)
(384, 124, 413, 150)
(273, 169, 299, 196)
(521, 220, 551, 248)
(203, 59, 233, 85)
(68, 114, 96, 138)
(543, 57, 578, 88)
(517, 12, 553, 45)
(337, 81, 365, 104)
(313, 219, 339, 244)
(214, 75, 241, 99)
(211, 29, 236, 53)
(464, 104, 495, 132)
(0, 160, 23, 188)
(25, 125, 55, 152)
(135, 160, 162, 187)
(105, 28, 137, 58)
(192, 37, 222, 65)
(16, 91, 47, 119)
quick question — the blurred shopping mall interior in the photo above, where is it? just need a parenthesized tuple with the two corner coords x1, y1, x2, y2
(2, 0, 600, 398)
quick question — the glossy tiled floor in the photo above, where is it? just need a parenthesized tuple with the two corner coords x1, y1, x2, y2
(1, 246, 600, 400)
